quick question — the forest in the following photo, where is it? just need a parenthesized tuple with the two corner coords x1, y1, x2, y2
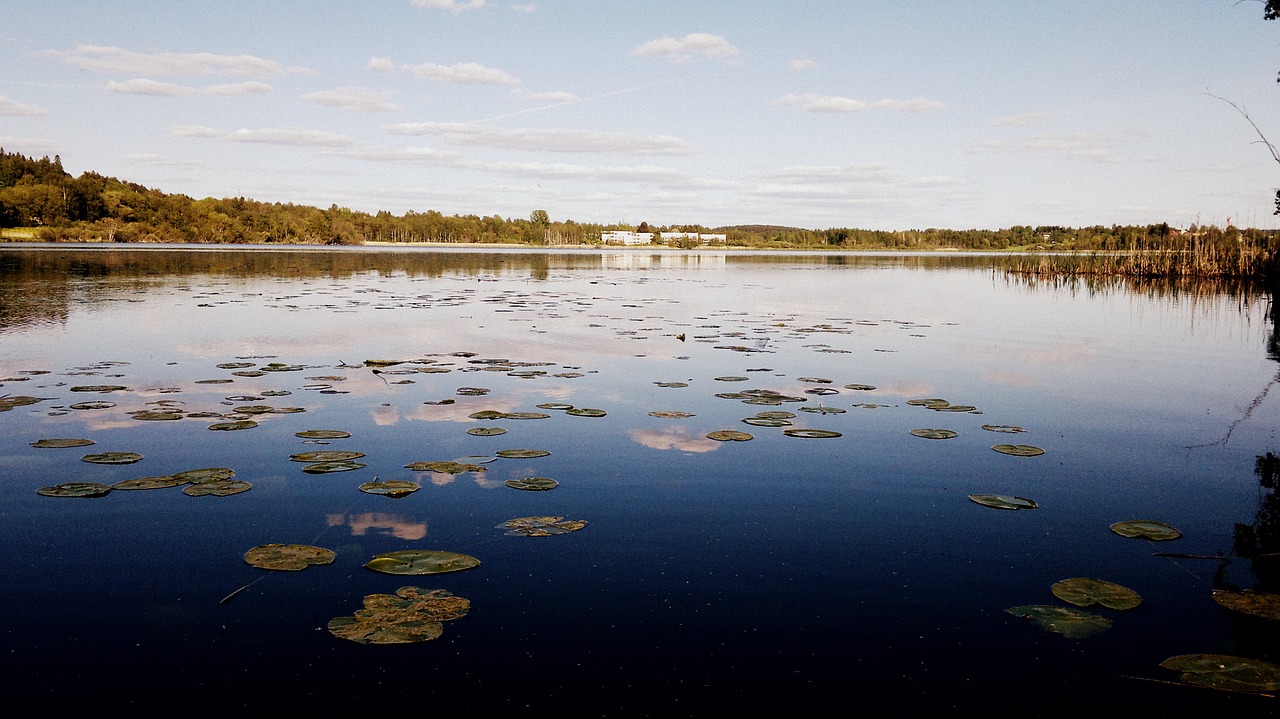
(0, 148, 1273, 253)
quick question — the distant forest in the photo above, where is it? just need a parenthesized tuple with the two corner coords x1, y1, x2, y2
(0, 149, 1272, 251)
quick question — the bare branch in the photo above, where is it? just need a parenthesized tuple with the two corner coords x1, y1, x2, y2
(1206, 90, 1280, 166)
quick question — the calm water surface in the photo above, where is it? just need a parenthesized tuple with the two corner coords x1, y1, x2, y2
(1, 245, 1277, 715)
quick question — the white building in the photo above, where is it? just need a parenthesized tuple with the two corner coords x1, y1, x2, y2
(600, 231, 728, 246)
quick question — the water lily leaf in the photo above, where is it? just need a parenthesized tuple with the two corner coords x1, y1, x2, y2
(1160, 654, 1280, 693)
(112, 475, 185, 490)
(172, 467, 235, 483)
(783, 428, 842, 438)
(81, 451, 143, 465)
(650, 411, 695, 418)
(934, 404, 978, 413)
(911, 428, 957, 440)
(183, 479, 251, 496)
(359, 479, 420, 498)
(131, 410, 183, 421)
(244, 543, 337, 571)
(500, 411, 551, 420)
(364, 549, 480, 575)
(1051, 578, 1143, 610)
(30, 438, 95, 448)
(505, 477, 559, 491)
(296, 429, 351, 439)
(302, 460, 366, 474)
(209, 420, 257, 431)
(456, 387, 491, 396)
(70, 385, 127, 392)
(364, 359, 406, 367)
(1005, 604, 1112, 639)
(290, 450, 366, 463)
(1211, 589, 1280, 622)
(233, 405, 275, 415)
(259, 363, 304, 372)
(231, 370, 266, 377)
(404, 460, 487, 473)
(992, 444, 1045, 457)
(907, 398, 950, 408)
(982, 424, 1027, 433)
(1109, 520, 1181, 541)
(0, 395, 43, 411)
(216, 362, 255, 369)
(498, 516, 588, 537)
(798, 377, 833, 383)
(804, 387, 840, 396)
(844, 384, 876, 391)
(707, 430, 753, 442)
(536, 403, 575, 410)
(327, 586, 469, 645)
(654, 382, 689, 388)
(69, 400, 115, 410)
(565, 407, 606, 417)
(468, 410, 506, 420)
(743, 417, 791, 427)
(37, 482, 112, 498)
(968, 494, 1038, 511)
(467, 427, 507, 436)
(715, 376, 749, 382)
(800, 406, 846, 414)
(495, 449, 550, 458)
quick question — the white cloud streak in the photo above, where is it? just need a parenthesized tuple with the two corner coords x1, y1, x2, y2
(302, 86, 401, 112)
(770, 94, 944, 113)
(401, 61, 519, 84)
(0, 95, 49, 116)
(42, 44, 306, 76)
(412, 0, 486, 11)
(382, 122, 693, 155)
(368, 56, 395, 73)
(106, 79, 272, 96)
(632, 33, 738, 63)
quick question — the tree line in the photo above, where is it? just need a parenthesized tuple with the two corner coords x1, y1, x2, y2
(0, 149, 1271, 251)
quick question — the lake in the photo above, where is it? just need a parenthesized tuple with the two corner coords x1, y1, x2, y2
(1, 245, 1278, 715)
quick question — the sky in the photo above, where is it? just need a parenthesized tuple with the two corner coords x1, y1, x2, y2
(3, 0, 1280, 232)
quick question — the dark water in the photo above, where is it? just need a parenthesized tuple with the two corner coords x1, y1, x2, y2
(1, 245, 1277, 715)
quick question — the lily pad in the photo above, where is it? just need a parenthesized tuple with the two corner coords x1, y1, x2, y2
(505, 477, 559, 491)
(650, 411, 695, 418)
(911, 428, 957, 440)
(0, 395, 44, 411)
(216, 362, 255, 369)
(172, 467, 235, 483)
(495, 449, 550, 458)
(1109, 520, 1182, 541)
(131, 410, 183, 421)
(1211, 589, 1280, 622)
(81, 451, 143, 465)
(1005, 604, 1112, 639)
(907, 398, 950, 408)
(404, 460, 488, 473)
(783, 428, 842, 438)
(992, 444, 1045, 457)
(498, 516, 588, 537)
(290, 450, 366, 463)
(1160, 653, 1280, 693)
(467, 427, 507, 436)
(37, 482, 112, 498)
(743, 417, 791, 427)
(359, 479, 421, 498)
(364, 549, 481, 575)
(982, 424, 1027, 433)
(302, 460, 366, 474)
(968, 494, 1038, 511)
(800, 406, 846, 415)
(70, 385, 127, 393)
(244, 543, 337, 571)
(707, 430, 753, 442)
(30, 438, 95, 448)
(69, 400, 115, 410)
(209, 420, 258, 431)
(565, 407, 607, 417)
(500, 411, 552, 420)
(183, 479, 252, 496)
(234, 405, 276, 415)
(1051, 578, 1142, 610)
(296, 429, 351, 439)
(536, 403, 575, 410)
(327, 586, 470, 645)
(843, 384, 877, 391)
(112, 475, 185, 490)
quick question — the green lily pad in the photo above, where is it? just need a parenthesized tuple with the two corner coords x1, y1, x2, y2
(783, 428, 842, 438)
(467, 427, 507, 436)
(968, 494, 1038, 511)
(131, 410, 183, 421)
(81, 451, 143, 465)
(259, 363, 304, 372)
(992, 444, 1045, 457)
(172, 467, 235, 483)
(1051, 578, 1143, 610)
(183, 479, 252, 496)
(37, 482, 112, 498)
(707, 430, 753, 442)
(649, 411, 695, 418)
(301, 460, 366, 474)
(244, 543, 337, 571)
(404, 460, 487, 473)
(911, 428, 957, 440)
(296, 429, 351, 439)
(234, 405, 276, 414)
(982, 424, 1027, 433)
(1005, 604, 1112, 639)
(715, 376, 749, 382)
(500, 411, 552, 420)
(498, 516, 588, 537)
(359, 479, 421, 498)
(800, 406, 846, 414)
(216, 362, 256, 369)
(0, 395, 43, 411)
(655, 382, 689, 388)
(70, 385, 127, 392)
(1211, 589, 1280, 622)
(565, 407, 607, 417)
(495, 449, 550, 458)
(30, 438, 95, 448)
(231, 370, 266, 377)
(843, 384, 876, 391)
(1160, 654, 1280, 693)
(907, 398, 950, 408)
(290, 450, 366, 463)
(1109, 520, 1181, 541)
(327, 586, 470, 645)
(505, 477, 559, 491)
(455, 387, 490, 396)
(468, 410, 506, 420)
(69, 401, 115, 410)
(209, 420, 258, 431)
(364, 549, 481, 575)
(536, 403, 575, 410)
(112, 475, 185, 490)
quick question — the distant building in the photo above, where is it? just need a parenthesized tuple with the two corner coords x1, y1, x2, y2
(600, 231, 728, 246)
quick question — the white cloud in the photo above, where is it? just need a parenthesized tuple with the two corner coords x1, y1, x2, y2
(632, 33, 738, 63)
(993, 112, 1049, 126)
(124, 153, 204, 167)
(382, 122, 693, 155)
(788, 58, 816, 70)
(969, 132, 1121, 163)
(871, 97, 944, 112)
(106, 79, 271, 96)
(170, 125, 224, 138)
(770, 93, 866, 113)
(756, 164, 899, 184)
(302, 86, 401, 112)
(323, 145, 466, 166)
(513, 89, 579, 103)
(368, 56, 395, 73)
(42, 44, 306, 76)
(402, 61, 519, 84)
(412, 0, 486, 11)
(226, 127, 355, 147)
(0, 95, 49, 116)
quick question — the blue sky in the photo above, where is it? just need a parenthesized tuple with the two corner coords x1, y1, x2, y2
(3, 0, 1280, 230)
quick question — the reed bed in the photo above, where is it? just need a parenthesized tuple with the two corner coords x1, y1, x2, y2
(1005, 236, 1279, 280)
